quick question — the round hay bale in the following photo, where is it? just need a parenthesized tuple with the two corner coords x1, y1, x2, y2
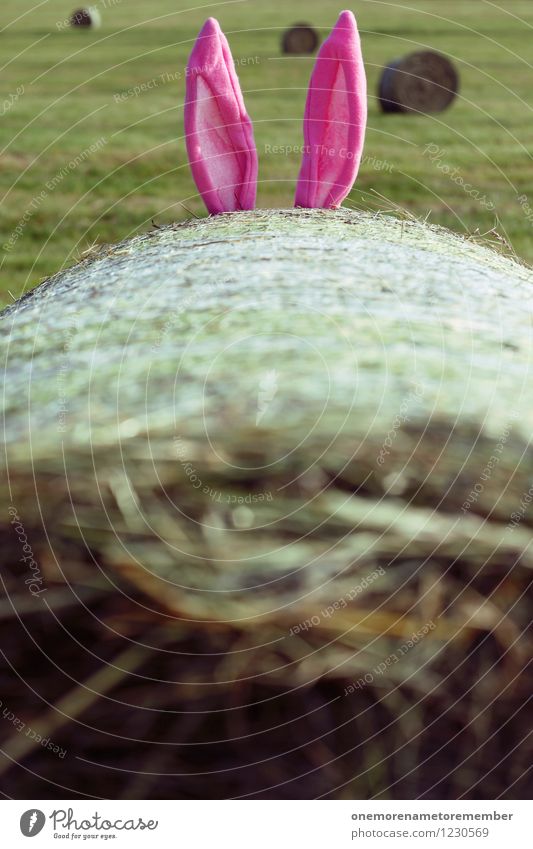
(281, 23, 319, 55)
(378, 51, 459, 114)
(70, 6, 101, 29)
(0, 209, 532, 799)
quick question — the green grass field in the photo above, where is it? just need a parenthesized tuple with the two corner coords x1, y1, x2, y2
(1, 0, 533, 307)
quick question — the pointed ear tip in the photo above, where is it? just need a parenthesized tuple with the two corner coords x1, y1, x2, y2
(189, 17, 223, 68)
(199, 17, 221, 36)
(337, 10, 357, 27)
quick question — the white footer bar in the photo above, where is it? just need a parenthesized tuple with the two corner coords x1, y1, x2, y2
(1, 800, 530, 847)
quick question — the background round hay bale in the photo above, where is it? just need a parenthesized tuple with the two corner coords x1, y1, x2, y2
(0, 209, 531, 799)
(281, 23, 319, 55)
(70, 7, 101, 29)
(378, 51, 459, 113)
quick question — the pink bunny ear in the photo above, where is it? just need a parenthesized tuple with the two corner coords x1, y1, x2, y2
(184, 18, 258, 214)
(294, 10, 367, 209)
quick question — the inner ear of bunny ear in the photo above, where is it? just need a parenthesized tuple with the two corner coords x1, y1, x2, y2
(296, 63, 359, 210)
(317, 64, 352, 205)
(184, 18, 258, 215)
(193, 77, 244, 213)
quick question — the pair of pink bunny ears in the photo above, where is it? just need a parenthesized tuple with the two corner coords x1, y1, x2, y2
(184, 11, 367, 213)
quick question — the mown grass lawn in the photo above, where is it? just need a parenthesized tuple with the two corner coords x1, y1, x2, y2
(1, 0, 533, 306)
